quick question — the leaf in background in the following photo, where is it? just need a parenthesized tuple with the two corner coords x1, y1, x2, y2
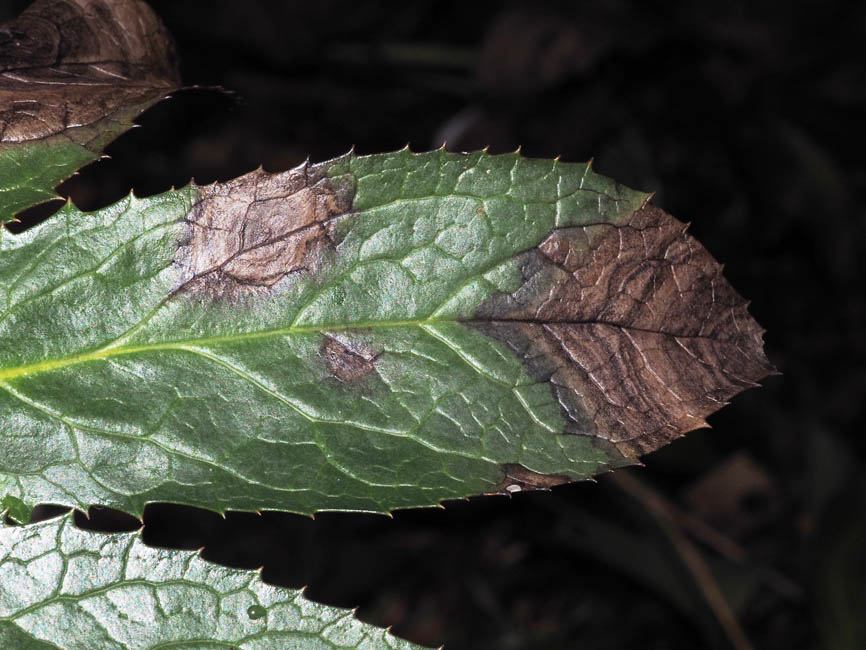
(0, 149, 773, 517)
(0, 513, 427, 649)
(0, 0, 180, 220)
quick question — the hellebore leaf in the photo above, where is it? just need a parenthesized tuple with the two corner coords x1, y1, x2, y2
(0, 514, 427, 649)
(0, 149, 773, 516)
(0, 0, 179, 220)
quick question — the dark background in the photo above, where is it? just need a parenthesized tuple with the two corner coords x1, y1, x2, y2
(8, 1, 866, 648)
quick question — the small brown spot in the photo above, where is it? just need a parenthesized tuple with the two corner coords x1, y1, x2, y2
(476, 207, 485, 216)
(322, 334, 379, 382)
(490, 463, 572, 494)
(174, 162, 354, 299)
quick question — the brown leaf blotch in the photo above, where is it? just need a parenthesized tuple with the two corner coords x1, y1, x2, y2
(322, 334, 379, 383)
(175, 164, 354, 300)
(0, 0, 179, 144)
(474, 203, 774, 457)
(491, 463, 572, 494)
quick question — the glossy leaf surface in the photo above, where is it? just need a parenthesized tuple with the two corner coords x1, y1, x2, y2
(0, 149, 773, 517)
(0, 514, 426, 649)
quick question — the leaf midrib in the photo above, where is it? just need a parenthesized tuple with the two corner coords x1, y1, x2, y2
(0, 318, 434, 383)
(0, 315, 717, 384)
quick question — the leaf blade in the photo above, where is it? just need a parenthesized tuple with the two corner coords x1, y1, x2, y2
(0, 514, 428, 649)
(0, 150, 772, 516)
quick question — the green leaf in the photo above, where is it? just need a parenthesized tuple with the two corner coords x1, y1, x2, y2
(0, 148, 773, 517)
(0, 513, 427, 649)
(0, 493, 31, 525)
(0, 0, 180, 221)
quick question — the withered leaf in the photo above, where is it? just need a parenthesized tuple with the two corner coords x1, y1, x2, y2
(0, 0, 180, 218)
(0, 148, 773, 517)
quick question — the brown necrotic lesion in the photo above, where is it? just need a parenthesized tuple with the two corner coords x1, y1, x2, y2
(174, 163, 353, 300)
(0, 0, 179, 144)
(321, 334, 381, 383)
(491, 463, 572, 495)
(472, 204, 774, 457)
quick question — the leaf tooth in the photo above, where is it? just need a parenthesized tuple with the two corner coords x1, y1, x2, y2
(642, 189, 657, 208)
(291, 156, 312, 176)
